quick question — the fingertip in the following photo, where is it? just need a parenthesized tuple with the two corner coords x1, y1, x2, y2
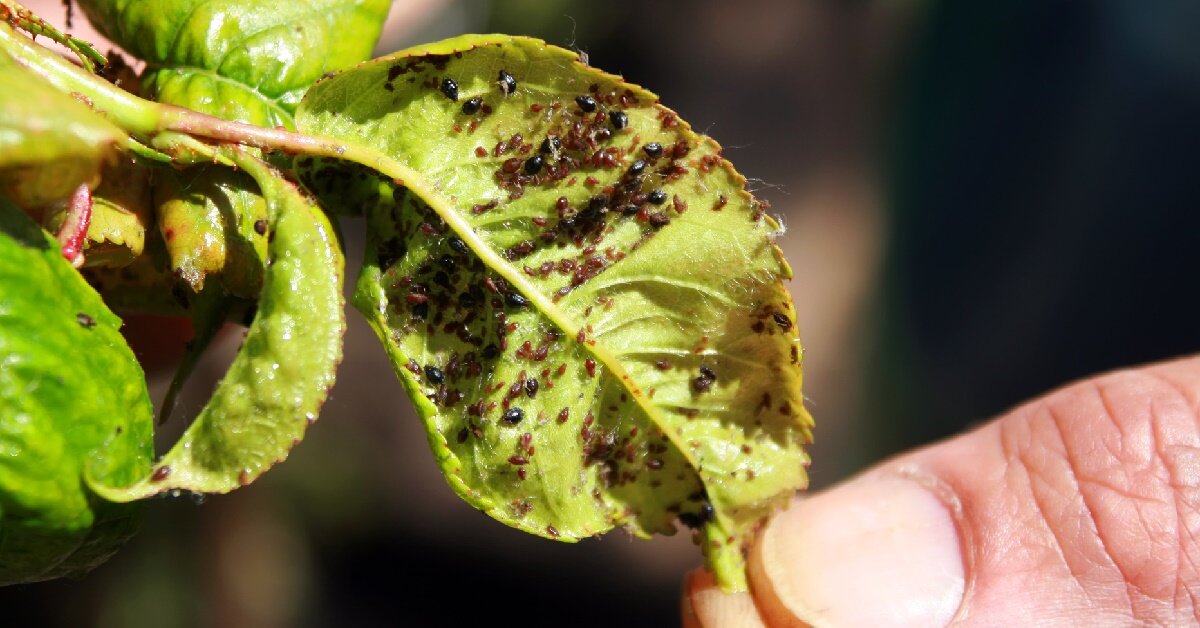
(683, 567, 770, 628)
(748, 478, 965, 628)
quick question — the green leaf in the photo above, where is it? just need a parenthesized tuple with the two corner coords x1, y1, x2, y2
(41, 155, 153, 268)
(0, 197, 153, 585)
(0, 51, 124, 208)
(153, 164, 268, 296)
(297, 35, 812, 591)
(76, 0, 391, 113)
(89, 150, 345, 499)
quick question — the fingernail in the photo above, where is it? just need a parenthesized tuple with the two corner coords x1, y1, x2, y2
(756, 476, 965, 628)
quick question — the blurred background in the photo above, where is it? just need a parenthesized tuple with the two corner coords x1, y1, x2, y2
(6, 0, 1200, 625)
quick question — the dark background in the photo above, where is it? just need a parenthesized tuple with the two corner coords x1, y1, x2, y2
(5, 0, 1200, 625)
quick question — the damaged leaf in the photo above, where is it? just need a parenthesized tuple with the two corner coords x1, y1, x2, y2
(297, 34, 812, 590)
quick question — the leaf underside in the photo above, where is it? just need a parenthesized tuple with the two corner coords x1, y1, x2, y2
(297, 34, 813, 590)
(89, 151, 345, 499)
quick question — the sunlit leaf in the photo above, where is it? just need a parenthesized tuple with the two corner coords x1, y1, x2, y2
(76, 0, 391, 112)
(89, 150, 345, 499)
(297, 35, 812, 590)
(0, 197, 153, 585)
(0, 51, 124, 209)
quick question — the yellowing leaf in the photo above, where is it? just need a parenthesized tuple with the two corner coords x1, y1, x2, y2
(297, 35, 812, 590)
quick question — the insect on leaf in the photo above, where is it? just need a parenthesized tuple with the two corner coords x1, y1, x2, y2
(89, 150, 345, 499)
(0, 197, 153, 585)
(296, 35, 813, 591)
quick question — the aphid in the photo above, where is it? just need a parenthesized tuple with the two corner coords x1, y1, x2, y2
(412, 302, 429, 319)
(647, 189, 667, 205)
(692, 365, 716, 393)
(505, 292, 529, 308)
(424, 365, 445, 384)
(482, 344, 500, 359)
(627, 159, 646, 178)
(496, 69, 517, 95)
(642, 142, 663, 158)
(587, 195, 608, 214)
(76, 312, 96, 328)
(539, 135, 562, 155)
(523, 154, 544, 175)
(555, 196, 570, 211)
(575, 94, 597, 112)
(253, 219, 268, 235)
(524, 378, 539, 398)
(621, 204, 639, 216)
(502, 407, 525, 425)
(648, 212, 671, 228)
(772, 312, 793, 330)
(440, 78, 459, 101)
(461, 96, 483, 114)
(609, 110, 629, 130)
(585, 358, 597, 377)
(438, 254, 456, 271)
(448, 236, 468, 254)
(150, 466, 172, 482)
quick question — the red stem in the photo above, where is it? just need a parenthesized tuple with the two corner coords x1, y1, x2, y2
(57, 183, 91, 268)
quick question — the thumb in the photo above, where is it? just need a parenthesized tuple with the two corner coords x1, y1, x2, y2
(685, 356, 1200, 627)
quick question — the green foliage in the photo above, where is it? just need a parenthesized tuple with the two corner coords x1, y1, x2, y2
(0, 199, 152, 585)
(297, 35, 812, 588)
(0, 1, 812, 593)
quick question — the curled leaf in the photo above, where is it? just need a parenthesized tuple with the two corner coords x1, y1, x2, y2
(90, 151, 345, 499)
(0, 198, 153, 585)
(297, 35, 812, 590)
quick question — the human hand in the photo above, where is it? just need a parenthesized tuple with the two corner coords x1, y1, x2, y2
(684, 357, 1200, 626)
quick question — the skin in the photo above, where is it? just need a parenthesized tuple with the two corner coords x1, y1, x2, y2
(683, 356, 1200, 626)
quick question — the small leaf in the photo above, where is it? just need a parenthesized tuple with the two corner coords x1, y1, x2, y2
(297, 35, 812, 590)
(89, 150, 345, 499)
(41, 155, 153, 268)
(0, 197, 153, 585)
(0, 51, 124, 208)
(154, 165, 268, 296)
(76, 0, 391, 112)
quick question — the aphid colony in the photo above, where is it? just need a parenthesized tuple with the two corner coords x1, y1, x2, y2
(368, 62, 733, 530)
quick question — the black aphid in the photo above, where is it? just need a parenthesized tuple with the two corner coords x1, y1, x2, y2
(253, 219, 268, 235)
(482, 344, 500, 359)
(502, 407, 525, 424)
(609, 110, 629, 130)
(575, 94, 597, 112)
(440, 78, 459, 101)
(448, 237, 468, 254)
(539, 136, 561, 155)
(497, 69, 517, 95)
(700, 365, 716, 380)
(412, 302, 429, 319)
(643, 142, 663, 158)
(523, 154, 544, 175)
(76, 312, 95, 328)
(505, 292, 529, 308)
(648, 189, 668, 205)
(627, 160, 646, 177)
(461, 96, 483, 114)
(424, 365, 445, 384)
(524, 378, 539, 398)
(438, 255, 456, 271)
(621, 204, 639, 216)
